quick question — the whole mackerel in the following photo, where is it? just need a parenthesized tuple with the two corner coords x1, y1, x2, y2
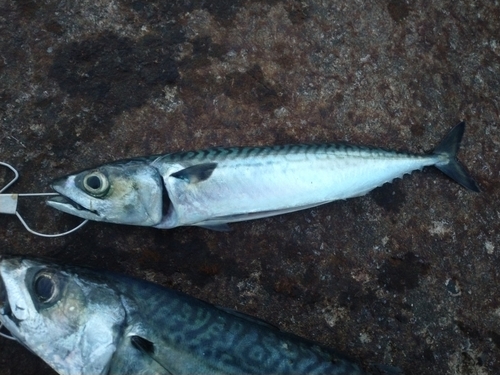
(0, 256, 364, 374)
(47, 122, 479, 230)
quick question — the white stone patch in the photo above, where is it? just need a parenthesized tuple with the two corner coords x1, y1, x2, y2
(350, 268, 371, 284)
(273, 107, 289, 118)
(359, 332, 371, 344)
(485, 241, 494, 254)
(322, 306, 348, 328)
(429, 221, 452, 236)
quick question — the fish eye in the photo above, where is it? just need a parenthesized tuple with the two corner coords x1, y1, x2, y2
(33, 271, 59, 304)
(83, 171, 110, 197)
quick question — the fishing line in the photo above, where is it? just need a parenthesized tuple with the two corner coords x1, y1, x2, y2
(0, 162, 88, 237)
(0, 162, 18, 192)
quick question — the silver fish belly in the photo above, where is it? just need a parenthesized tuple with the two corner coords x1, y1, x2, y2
(47, 122, 479, 229)
(0, 256, 364, 375)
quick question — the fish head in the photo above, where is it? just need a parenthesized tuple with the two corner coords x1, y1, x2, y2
(0, 256, 125, 375)
(47, 160, 164, 226)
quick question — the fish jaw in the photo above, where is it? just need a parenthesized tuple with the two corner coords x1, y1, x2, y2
(47, 160, 165, 226)
(0, 258, 37, 337)
(48, 176, 104, 221)
(0, 257, 125, 375)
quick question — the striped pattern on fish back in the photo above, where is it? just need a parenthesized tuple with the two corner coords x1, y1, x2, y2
(161, 143, 420, 163)
(124, 279, 363, 375)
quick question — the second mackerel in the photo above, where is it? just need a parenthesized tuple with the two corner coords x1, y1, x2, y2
(47, 122, 479, 230)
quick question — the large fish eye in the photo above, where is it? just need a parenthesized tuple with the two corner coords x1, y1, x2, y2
(33, 271, 59, 304)
(83, 171, 110, 197)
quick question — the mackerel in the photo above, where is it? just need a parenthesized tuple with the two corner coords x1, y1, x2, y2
(47, 122, 479, 229)
(0, 256, 364, 374)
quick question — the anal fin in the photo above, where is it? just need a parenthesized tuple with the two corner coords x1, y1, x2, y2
(195, 223, 232, 231)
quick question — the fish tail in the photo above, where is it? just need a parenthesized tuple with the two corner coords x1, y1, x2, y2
(433, 121, 480, 192)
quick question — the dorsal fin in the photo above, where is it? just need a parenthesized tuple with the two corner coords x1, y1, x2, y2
(170, 163, 217, 183)
(130, 335, 173, 375)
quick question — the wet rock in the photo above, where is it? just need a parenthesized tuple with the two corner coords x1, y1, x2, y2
(1, 0, 499, 374)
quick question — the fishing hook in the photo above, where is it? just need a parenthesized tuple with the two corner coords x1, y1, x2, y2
(0, 162, 87, 237)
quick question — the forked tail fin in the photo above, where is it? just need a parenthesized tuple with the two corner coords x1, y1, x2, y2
(433, 122, 480, 192)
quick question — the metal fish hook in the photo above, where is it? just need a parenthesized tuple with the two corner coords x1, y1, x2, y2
(0, 162, 87, 237)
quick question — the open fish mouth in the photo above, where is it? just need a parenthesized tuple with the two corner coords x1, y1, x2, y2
(0, 272, 6, 311)
(0, 301, 18, 327)
(0, 273, 18, 331)
(46, 177, 101, 219)
(46, 195, 100, 218)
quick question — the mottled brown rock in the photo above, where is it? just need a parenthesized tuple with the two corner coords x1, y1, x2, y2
(0, 0, 499, 374)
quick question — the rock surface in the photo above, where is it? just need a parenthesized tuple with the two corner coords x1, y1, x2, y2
(0, 0, 499, 374)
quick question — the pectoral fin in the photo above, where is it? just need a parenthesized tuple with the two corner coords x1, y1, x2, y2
(131, 335, 155, 355)
(130, 335, 173, 375)
(170, 163, 217, 183)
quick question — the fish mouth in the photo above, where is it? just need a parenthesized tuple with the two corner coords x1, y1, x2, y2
(0, 270, 23, 339)
(46, 178, 101, 219)
(0, 272, 6, 310)
(46, 195, 100, 219)
(0, 271, 14, 326)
